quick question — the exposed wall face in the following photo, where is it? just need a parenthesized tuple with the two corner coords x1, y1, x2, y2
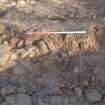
(0, 0, 105, 70)
(0, 28, 104, 71)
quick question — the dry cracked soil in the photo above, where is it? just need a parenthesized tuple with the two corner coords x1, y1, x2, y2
(0, 0, 105, 105)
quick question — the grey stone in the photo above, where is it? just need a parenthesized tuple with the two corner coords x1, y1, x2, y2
(74, 87, 82, 97)
(0, 86, 7, 97)
(32, 93, 49, 105)
(32, 97, 47, 105)
(85, 89, 101, 102)
(18, 87, 27, 93)
(0, 85, 17, 97)
(93, 103, 105, 105)
(50, 95, 69, 105)
(6, 93, 32, 105)
(17, 59, 33, 71)
(1, 102, 8, 105)
(0, 97, 2, 103)
(17, 40, 24, 48)
(80, 80, 89, 87)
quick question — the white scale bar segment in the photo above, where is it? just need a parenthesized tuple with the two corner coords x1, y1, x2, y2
(49, 31, 87, 34)
(26, 31, 87, 35)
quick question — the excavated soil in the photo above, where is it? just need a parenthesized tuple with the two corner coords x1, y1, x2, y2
(0, 0, 105, 105)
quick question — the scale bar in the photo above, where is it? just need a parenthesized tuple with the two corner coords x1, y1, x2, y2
(25, 31, 87, 35)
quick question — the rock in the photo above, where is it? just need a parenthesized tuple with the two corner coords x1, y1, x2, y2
(50, 95, 69, 105)
(93, 103, 105, 105)
(32, 94, 48, 105)
(11, 53, 19, 60)
(102, 96, 105, 104)
(73, 66, 79, 73)
(10, 2, 16, 7)
(3, 40, 9, 46)
(13, 64, 27, 75)
(17, 40, 24, 48)
(13, 49, 28, 59)
(85, 89, 101, 102)
(17, 59, 33, 72)
(6, 96, 16, 105)
(0, 24, 5, 33)
(0, 97, 2, 103)
(6, 93, 32, 105)
(0, 85, 17, 97)
(0, 51, 12, 71)
(10, 75, 18, 85)
(82, 103, 90, 105)
(43, 54, 62, 67)
(1, 102, 8, 105)
(37, 40, 49, 54)
(4, 60, 17, 69)
(49, 0, 63, 4)
(28, 46, 40, 58)
(80, 80, 89, 87)
(44, 38, 56, 52)
(74, 87, 82, 97)
(18, 87, 27, 94)
(17, 0, 26, 7)
(0, 86, 9, 97)
(94, 67, 105, 82)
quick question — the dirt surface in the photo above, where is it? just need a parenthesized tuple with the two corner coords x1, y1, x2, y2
(0, 0, 105, 105)
(0, 0, 105, 32)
